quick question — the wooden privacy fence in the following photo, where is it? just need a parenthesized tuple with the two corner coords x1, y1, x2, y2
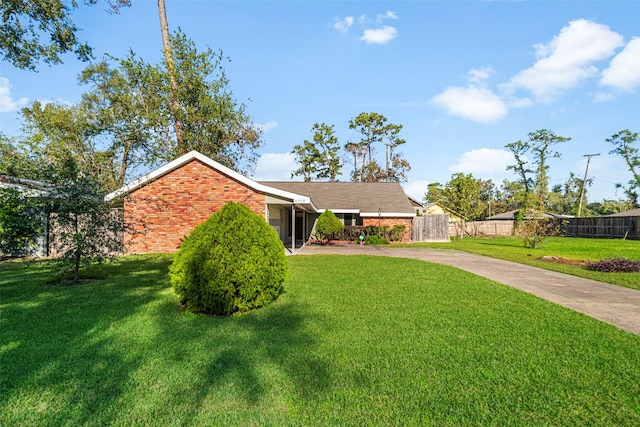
(463, 220, 514, 237)
(412, 215, 450, 242)
(564, 216, 639, 240)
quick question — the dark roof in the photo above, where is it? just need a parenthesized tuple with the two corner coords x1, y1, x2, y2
(606, 208, 640, 217)
(259, 181, 415, 215)
(487, 209, 573, 220)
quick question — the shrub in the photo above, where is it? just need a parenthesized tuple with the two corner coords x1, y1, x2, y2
(315, 209, 344, 244)
(586, 258, 640, 273)
(169, 201, 287, 316)
(518, 217, 563, 249)
(365, 235, 389, 245)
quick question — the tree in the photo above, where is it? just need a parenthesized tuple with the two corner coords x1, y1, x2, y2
(310, 123, 342, 181)
(385, 126, 410, 182)
(1, 0, 130, 70)
(157, 0, 185, 151)
(529, 129, 570, 210)
(79, 52, 165, 187)
(347, 112, 410, 182)
(547, 173, 588, 216)
(505, 140, 533, 198)
(47, 156, 123, 284)
(18, 101, 120, 192)
(349, 112, 387, 168)
(291, 123, 342, 181)
(291, 140, 320, 181)
(425, 173, 494, 220)
(607, 129, 639, 206)
(0, 134, 43, 179)
(162, 31, 262, 172)
(506, 129, 570, 211)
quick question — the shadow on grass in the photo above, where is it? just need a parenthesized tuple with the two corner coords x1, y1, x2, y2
(0, 255, 328, 425)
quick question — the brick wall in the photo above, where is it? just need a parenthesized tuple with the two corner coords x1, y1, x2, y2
(124, 159, 266, 253)
(362, 217, 413, 242)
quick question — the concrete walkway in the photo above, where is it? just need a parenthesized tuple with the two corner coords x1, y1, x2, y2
(298, 244, 640, 336)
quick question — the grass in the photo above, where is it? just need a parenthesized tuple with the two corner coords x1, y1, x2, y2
(401, 237, 640, 290)
(1, 254, 639, 426)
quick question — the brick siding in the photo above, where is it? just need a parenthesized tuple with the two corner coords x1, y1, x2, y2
(362, 217, 413, 242)
(124, 159, 266, 253)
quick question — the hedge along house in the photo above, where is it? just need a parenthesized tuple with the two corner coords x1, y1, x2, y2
(105, 151, 416, 254)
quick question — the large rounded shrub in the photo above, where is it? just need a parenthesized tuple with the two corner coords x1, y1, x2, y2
(315, 209, 343, 244)
(169, 201, 287, 315)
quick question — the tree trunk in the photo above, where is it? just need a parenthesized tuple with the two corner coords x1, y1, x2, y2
(157, 0, 186, 155)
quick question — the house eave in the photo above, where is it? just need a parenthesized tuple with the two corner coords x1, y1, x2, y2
(104, 151, 316, 211)
(360, 212, 416, 218)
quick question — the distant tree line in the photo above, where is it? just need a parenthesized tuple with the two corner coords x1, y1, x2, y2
(425, 129, 639, 220)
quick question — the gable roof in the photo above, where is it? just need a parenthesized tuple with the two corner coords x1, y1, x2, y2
(259, 181, 416, 217)
(606, 208, 640, 217)
(104, 151, 317, 211)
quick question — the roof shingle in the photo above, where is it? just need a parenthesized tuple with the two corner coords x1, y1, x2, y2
(259, 181, 415, 215)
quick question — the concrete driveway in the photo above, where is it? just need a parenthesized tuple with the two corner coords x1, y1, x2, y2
(298, 243, 640, 336)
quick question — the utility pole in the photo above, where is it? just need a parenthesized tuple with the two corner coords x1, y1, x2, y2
(577, 153, 600, 217)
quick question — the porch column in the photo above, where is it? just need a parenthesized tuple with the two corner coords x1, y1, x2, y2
(291, 206, 296, 253)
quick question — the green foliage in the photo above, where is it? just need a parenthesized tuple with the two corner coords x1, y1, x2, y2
(518, 216, 564, 249)
(0, 135, 43, 180)
(506, 129, 571, 211)
(364, 235, 389, 245)
(426, 173, 494, 220)
(292, 123, 342, 181)
(0, 188, 45, 255)
(169, 202, 286, 316)
(1, 0, 92, 70)
(347, 112, 410, 183)
(607, 129, 640, 206)
(48, 157, 124, 283)
(2, 255, 640, 425)
(315, 209, 344, 244)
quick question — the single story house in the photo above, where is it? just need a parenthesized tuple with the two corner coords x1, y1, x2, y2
(105, 151, 417, 254)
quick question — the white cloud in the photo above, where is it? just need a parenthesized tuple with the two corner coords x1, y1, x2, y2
(253, 152, 296, 181)
(431, 85, 508, 123)
(377, 10, 398, 23)
(503, 19, 624, 102)
(402, 180, 430, 202)
(333, 16, 354, 32)
(256, 120, 278, 132)
(0, 77, 28, 113)
(361, 25, 397, 45)
(600, 37, 640, 92)
(467, 67, 494, 85)
(449, 148, 514, 178)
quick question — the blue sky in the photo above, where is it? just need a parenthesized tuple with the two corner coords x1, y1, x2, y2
(1, 1, 639, 203)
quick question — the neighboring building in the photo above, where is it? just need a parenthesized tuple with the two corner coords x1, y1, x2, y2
(606, 208, 640, 217)
(105, 151, 417, 254)
(486, 210, 573, 220)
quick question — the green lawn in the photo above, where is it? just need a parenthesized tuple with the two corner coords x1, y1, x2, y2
(2, 254, 639, 425)
(401, 237, 640, 290)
